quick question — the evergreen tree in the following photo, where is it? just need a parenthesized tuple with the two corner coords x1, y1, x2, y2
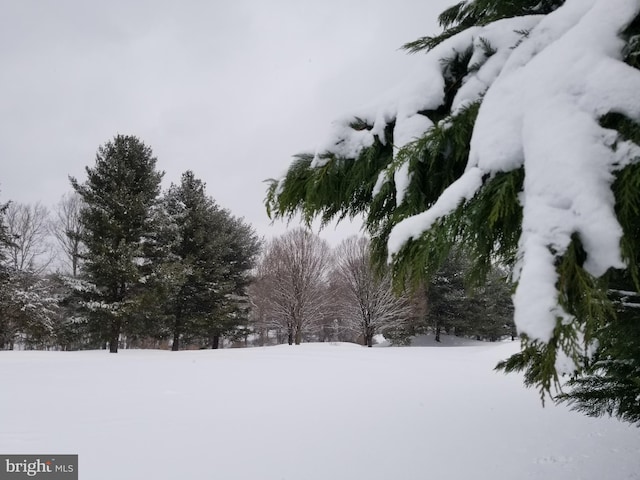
(0, 198, 59, 349)
(70, 135, 163, 353)
(7, 272, 60, 348)
(426, 254, 469, 343)
(266, 0, 640, 422)
(0, 199, 15, 348)
(427, 253, 514, 342)
(161, 171, 260, 350)
(0, 199, 13, 265)
(197, 213, 260, 349)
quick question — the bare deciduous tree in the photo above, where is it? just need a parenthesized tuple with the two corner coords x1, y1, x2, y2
(51, 192, 84, 277)
(247, 266, 280, 346)
(4, 202, 52, 274)
(254, 228, 331, 345)
(332, 236, 411, 347)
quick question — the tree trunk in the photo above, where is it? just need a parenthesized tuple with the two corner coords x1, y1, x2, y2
(435, 324, 441, 343)
(172, 315, 182, 351)
(110, 284, 126, 353)
(294, 326, 302, 345)
(367, 333, 373, 347)
(109, 318, 121, 353)
(172, 330, 180, 351)
(287, 328, 293, 345)
(211, 335, 220, 349)
(72, 256, 78, 278)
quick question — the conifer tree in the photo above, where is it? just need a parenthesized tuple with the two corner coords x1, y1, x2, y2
(266, 0, 640, 423)
(161, 171, 260, 350)
(425, 252, 514, 342)
(0, 199, 13, 265)
(71, 135, 163, 353)
(0, 199, 15, 348)
(198, 213, 260, 348)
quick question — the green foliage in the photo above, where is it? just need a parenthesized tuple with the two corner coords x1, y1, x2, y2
(1, 150, 260, 352)
(421, 250, 515, 339)
(266, 106, 482, 237)
(380, 250, 515, 345)
(495, 153, 640, 413)
(266, 125, 395, 227)
(555, 302, 640, 425)
(70, 134, 164, 352)
(266, 0, 640, 425)
(71, 135, 163, 295)
(0, 197, 69, 350)
(549, 137, 640, 423)
(0, 271, 62, 350)
(160, 171, 261, 350)
(0, 201, 12, 265)
(622, 10, 640, 69)
(402, 0, 564, 53)
(388, 167, 523, 294)
(0, 202, 12, 344)
(495, 339, 561, 400)
(605, 116, 640, 288)
(501, 93, 637, 421)
(497, 235, 615, 400)
(401, 102, 481, 213)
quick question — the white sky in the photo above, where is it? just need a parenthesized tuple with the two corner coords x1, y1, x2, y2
(0, 0, 452, 245)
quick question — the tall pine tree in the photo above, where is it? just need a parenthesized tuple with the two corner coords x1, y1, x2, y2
(161, 171, 260, 350)
(71, 135, 163, 353)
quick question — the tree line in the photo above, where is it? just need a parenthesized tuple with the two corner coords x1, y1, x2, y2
(0, 135, 260, 352)
(0, 135, 514, 352)
(251, 230, 514, 347)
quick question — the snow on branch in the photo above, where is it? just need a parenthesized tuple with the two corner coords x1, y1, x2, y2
(271, 0, 640, 352)
(311, 16, 543, 167)
(382, 0, 640, 342)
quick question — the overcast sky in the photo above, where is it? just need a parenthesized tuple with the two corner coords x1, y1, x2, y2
(0, 0, 452, 245)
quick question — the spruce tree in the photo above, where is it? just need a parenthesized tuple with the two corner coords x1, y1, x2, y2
(71, 135, 163, 353)
(266, 0, 640, 423)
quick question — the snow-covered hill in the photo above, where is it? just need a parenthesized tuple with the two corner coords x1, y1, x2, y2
(1, 342, 638, 479)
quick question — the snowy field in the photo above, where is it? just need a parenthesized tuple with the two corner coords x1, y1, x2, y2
(1, 340, 638, 480)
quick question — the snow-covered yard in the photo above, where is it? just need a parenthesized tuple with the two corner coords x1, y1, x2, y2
(1, 340, 638, 479)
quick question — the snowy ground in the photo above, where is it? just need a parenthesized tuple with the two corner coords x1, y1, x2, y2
(1, 340, 638, 480)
